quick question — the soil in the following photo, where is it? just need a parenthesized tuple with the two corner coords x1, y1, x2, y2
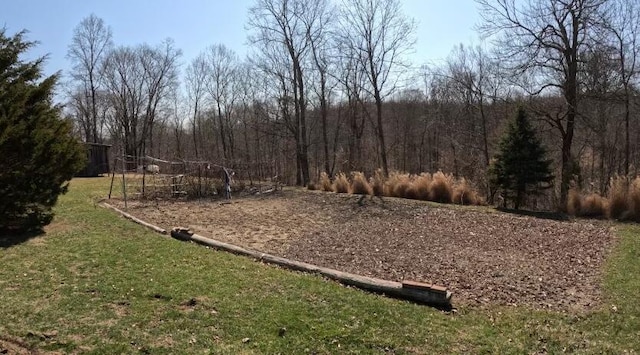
(108, 189, 615, 312)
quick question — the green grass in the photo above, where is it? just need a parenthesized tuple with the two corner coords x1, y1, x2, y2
(1, 177, 639, 354)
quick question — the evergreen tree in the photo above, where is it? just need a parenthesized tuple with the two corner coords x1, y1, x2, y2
(0, 29, 86, 234)
(490, 107, 553, 210)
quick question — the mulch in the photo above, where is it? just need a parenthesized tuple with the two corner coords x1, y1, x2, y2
(109, 189, 615, 312)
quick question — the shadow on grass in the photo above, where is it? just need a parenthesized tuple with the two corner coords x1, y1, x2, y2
(495, 207, 570, 221)
(0, 228, 45, 248)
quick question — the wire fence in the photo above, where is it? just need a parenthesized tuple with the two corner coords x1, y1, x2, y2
(108, 155, 281, 207)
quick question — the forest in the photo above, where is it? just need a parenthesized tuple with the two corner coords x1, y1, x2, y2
(64, 0, 640, 211)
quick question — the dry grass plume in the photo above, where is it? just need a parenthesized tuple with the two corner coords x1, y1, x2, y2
(567, 187, 582, 216)
(370, 169, 385, 197)
(453, 178, 479, 205)
(407, 173, 431, 200)
(351, 172, 372, 195)
(429, 171, 454, 203)
(608, 176, 629, 220)
(333, 172, 351, 194)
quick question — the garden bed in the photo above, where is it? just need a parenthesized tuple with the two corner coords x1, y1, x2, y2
(108, 189, 614, 312)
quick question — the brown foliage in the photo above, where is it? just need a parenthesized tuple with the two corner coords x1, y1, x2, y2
(630, 177, 640, 222)
(333, 172, 351, 193)
(319, 172, 333, 192)
(384, 172, 410, 198)
(370, 169, 385, 197)
(351, 172, 372, 195)
(429, 171, 453, 203)
(453, 178, 479, 205)
(581, 193, 607, 218)
(567, 187, 581, 216)
(608, 176, 629, 220)
(407, 173, 431, 200)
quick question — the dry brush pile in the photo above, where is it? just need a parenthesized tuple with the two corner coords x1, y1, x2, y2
(568, 175, 640, 221)
(308, 170, 484, 206)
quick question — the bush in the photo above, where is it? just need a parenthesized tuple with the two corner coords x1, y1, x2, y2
(581, 193, 607, 218)
(307, 182, 317, 190)
(630, 177, 640, 222)
(429, 171, 453, 203)
(567, 187, 582, 216)
(369, 169, 385, 197)
(350, 172, 372, 195)
(453, 178, 479, 205)
(608, 176, 629, 220)
(0, 30, 86, 233)
(383, 172, 411, 198)
(333, 172, 350, 193)
(319, 172, 333, 192)
(490, 107, 553, 209)
(407, 173, 431, 200)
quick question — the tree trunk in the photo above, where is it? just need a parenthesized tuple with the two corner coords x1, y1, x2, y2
(624, 94, 630, 176)
(217, 103, 228, 160)
(320, 78, 330, 176)
(375, 96, 389, 177)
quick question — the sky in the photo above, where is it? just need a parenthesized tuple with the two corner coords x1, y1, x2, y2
(2, 0, 483, 82)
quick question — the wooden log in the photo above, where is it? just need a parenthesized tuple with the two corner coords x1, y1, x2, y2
(101, 202, 167, 235)
(171, 229, 452, 307)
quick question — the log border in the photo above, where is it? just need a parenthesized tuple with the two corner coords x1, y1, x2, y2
(100, 202, 452, 308)
(101, 202, 167, 235)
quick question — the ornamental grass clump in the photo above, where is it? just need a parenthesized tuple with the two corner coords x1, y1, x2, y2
(319, 172, 333, 192)
(453, 178, 479, 205)
(407, 173, 431, 200)
(351, 172, 372, 195)
(333, 172, 351, 194)
(428, 171, 454, 203)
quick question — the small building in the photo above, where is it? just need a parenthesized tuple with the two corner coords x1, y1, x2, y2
(76, 143, 111, 177)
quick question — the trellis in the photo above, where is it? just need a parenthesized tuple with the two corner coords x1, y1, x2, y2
(107, 154, 280, 208)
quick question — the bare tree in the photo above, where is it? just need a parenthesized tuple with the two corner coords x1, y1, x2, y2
(138, 40, 181, 156)
(601, 0, 640, 176)
(338, 0, 416, 177)
(206, 44, 238, 161)
(67, 14, 113, 143)
(102, 46, 143, 164)
(477, 0, 608, 209)
(248, 0, 320, 186)
(304, 0, 335, 176)
(102, 40, 181, 165)
(185, 53, 208, 158)
(335, 44, 368, 172)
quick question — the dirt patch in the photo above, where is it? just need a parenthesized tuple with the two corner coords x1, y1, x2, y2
(0, 335, 31, 355)
(108, 189, 615, 311)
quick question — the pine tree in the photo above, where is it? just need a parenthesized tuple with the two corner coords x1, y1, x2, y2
(490, 107, 553, 210)
(0, 29, 86, 234)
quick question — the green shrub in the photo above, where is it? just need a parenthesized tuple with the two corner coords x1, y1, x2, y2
(0, 30, 85, 233)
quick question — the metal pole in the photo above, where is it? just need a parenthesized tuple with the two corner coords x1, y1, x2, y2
(121, 152, 128, 209)
(108, 161, 116, 199)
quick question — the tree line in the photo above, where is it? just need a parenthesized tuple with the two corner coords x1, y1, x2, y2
(65, 0, 640, 210)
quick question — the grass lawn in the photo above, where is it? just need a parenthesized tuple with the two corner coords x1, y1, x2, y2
(1, 177, 639, 354)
